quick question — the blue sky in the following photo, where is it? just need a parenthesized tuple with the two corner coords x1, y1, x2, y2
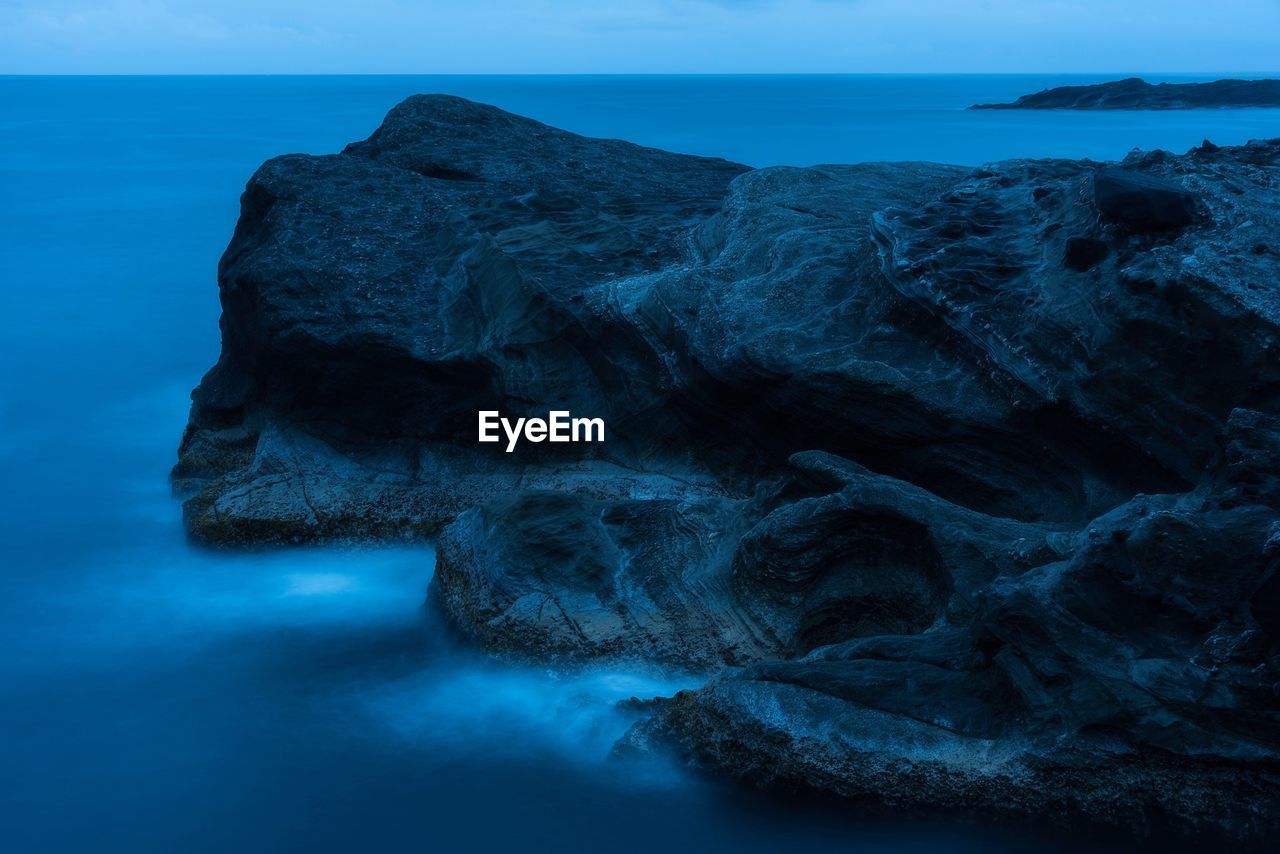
(3, 0, 1278, 74)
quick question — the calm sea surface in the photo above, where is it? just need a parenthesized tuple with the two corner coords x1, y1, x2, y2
(2, 75, 1275, 853)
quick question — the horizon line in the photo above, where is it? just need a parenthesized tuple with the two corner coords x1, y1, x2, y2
(4, 70, 1280, 79)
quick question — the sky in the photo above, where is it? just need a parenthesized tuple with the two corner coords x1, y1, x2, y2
(2, 0, 1279, 75)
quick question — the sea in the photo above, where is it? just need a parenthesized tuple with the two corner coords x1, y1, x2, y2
(2, 74, 1276, 853)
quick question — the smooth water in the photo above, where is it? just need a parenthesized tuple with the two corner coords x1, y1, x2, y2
(2, 75, 1276, 853)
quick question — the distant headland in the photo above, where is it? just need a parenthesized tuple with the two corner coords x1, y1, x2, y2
(971, 76, 1280, 110)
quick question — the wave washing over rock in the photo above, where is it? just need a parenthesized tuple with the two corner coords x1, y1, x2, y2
(971, 76, 1280, 110)
(175, 95, 1280, 840)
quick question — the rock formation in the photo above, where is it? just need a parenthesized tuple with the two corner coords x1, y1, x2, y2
(176, 96, 1280, 839)
(971, 77, 1280, 110)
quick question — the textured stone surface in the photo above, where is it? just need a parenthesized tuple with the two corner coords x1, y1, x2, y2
(624, 409, 1280, 839)
(176, 96, 1280, 839)
(971, 77, 1280, 110)
(175, 94, 749, 543)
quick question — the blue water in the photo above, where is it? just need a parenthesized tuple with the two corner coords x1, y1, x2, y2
(2, 75, 1275, 853)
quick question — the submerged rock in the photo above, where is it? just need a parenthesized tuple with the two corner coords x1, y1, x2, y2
(176, 96, 1280, 839)
(971, 77, 1280, 110)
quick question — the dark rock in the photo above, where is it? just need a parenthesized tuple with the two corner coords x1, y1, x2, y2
(432, 488, 770, 669)
(432, 450, 1057, 668)
(175, 96, 1280, 838)
(174, 94, 750, 544)
(1063, 236, 1109, 271)
(971, 77, 1280, 110)
(626, 411, 1280, 839)
(1092, 168, 1197, 231)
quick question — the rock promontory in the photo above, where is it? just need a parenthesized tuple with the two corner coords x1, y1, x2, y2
(176, 96, 1280, 840)
(971, 77, 1280, 110)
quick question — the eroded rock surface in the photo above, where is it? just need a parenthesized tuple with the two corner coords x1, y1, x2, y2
(624, 409, 1280, 839)
(176, 96, 1280, 838)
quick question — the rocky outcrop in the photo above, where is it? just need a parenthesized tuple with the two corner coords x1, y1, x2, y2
(176, 96, 1280, 839)
(971, 77, 1280, 110)
(174, 95, 749, 543)
(622, 409, 1280, 839)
